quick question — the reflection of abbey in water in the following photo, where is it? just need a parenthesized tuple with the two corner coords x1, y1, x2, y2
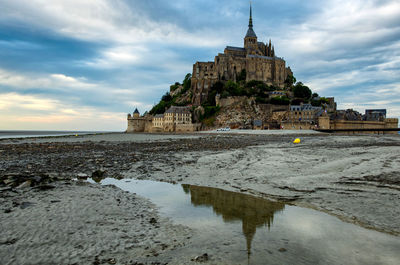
(182, 184, 285, 256)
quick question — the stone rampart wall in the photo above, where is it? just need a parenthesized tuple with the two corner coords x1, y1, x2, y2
(176, 123, 201, 132)
(330, 118, 399, 134)
(144, 121, 153, 132)
(281, 121, 315, 130)
(218, 96, 254, 108)
(258, 104, 290, 114)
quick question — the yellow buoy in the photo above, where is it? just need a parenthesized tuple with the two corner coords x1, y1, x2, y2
(75, 134, 78, 137)
(293, 138, 301, 144)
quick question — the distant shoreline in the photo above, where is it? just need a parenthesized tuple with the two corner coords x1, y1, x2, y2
(0, 130, 118, 140)
(1, 129, 398, 142)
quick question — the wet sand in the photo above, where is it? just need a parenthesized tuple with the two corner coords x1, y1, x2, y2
(1, 131, 399, 264)
(0, 181, 191, 265)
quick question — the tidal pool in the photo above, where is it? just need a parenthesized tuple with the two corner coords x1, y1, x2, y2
(94, 178, 400, 265)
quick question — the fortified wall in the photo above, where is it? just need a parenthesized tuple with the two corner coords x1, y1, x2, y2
(317, 116, 399, 134)
(126, 109, 152, 133)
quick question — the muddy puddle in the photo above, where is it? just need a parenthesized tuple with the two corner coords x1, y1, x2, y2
(91, 178, 400, 265)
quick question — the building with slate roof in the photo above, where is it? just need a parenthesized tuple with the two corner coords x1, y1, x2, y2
(279, 103, 324, 129)
(163, 106, 193, 132)
(191, 3, 293, 106)
(152, 114, 164, 129)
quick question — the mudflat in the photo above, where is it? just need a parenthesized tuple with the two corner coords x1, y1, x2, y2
(1, 131, 399, 264)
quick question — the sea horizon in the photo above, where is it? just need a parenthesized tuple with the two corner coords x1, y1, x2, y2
(0, 130, 119, 139)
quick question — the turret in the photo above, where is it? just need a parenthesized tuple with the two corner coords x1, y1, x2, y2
(133, 108, 140, 118)
(267, 39, 272, 56)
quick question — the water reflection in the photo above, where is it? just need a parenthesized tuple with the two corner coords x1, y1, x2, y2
(182, 184, 285, 257)
(95, 178, 400, 265)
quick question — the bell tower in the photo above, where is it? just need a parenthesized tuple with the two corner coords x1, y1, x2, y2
(244, 2, 258, 52)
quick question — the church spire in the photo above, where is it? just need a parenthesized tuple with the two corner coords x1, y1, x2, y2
(249, 1, 253, 28)
(245, 1, 257, 38)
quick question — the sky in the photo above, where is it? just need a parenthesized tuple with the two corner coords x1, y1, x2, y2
(0, 0, 399, 131)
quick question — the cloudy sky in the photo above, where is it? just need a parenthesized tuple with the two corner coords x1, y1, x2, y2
(0, 0, 399, 131)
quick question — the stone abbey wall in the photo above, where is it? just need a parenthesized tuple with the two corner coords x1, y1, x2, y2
(191, 52, 291, 106)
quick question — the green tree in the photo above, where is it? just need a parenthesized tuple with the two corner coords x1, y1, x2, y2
(320, 97, 329, 104)
(150, 92, 175, 114)
(211, 81, 224, 94)
(200, 106, 221, 121)
(284, 74, 296, 88)
(150, 100, 167, 115)
(270, 96, 290, 105)
(311, 97, 329, 107)
(221, 90, 230, 98)
(206, 90, 218, 106)
(170, 82, 181, 92)
(245, 80, 273, 93)
(255, 97, 269, 104)
(182, 73, 191, 93)
(293, 82, 312, 99)
(291, 98, 304, 105)
(225, 80, 243, 96)
(161, 92, 172, 102)
(245, 80, 264, 88)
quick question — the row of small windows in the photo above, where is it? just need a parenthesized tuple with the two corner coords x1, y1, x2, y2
(153, 119, 191, 126)
(196, 64, 214, 73)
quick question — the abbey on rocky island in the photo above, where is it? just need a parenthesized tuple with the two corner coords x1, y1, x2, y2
(191, 4, 292, 106)
(127, 4, 398, 134)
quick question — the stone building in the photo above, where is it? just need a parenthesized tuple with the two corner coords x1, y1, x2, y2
(163, 106, 194, 132)
(152, 114, 164, 132)
(281, 104, 324, 129)
(191, 4, 293, 106)
(325, 97, 337, 112)
(365, 109, 386, 121)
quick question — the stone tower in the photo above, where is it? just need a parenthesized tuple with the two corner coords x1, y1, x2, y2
(127, 108, 146, 132)
(244, 3, 258, 52)
(133, 108, 140, 118)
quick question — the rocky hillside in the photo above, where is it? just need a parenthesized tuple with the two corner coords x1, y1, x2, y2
(149, 72, 329, 128)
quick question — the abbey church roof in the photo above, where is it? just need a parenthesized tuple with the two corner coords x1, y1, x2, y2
(226, 46, 245, 52)
(245, 28, 257, 38)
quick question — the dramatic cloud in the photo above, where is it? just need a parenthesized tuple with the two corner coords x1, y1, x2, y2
(0, 0, 399, 130)
(0, 92, 128, 130)
(0, 69, 95, 90)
